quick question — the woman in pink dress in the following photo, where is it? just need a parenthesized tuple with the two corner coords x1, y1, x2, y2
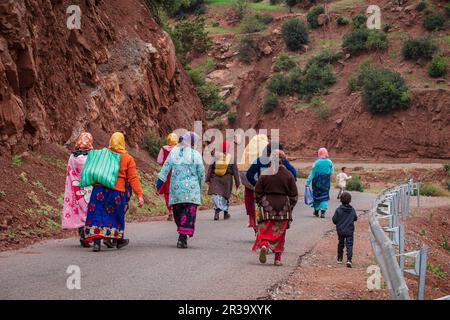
(157, 133, 178, 221)
(61, 132, 94, 247)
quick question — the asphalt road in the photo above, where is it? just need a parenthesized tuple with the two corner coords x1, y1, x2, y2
(0, 184, 376, 300)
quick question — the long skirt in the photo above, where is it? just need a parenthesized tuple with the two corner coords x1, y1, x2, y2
(212, 194, 229, 212)
(173, 203, 197, 237)
(252, 220, 290, 253)
(244, 187, 256, 228)
(84, 185, 129, 241)
(312, 200, 329, 211)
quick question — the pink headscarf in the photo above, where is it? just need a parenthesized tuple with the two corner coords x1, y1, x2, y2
(318, 147, 329, 159)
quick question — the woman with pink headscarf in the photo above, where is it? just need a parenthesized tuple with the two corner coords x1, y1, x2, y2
(62, 132, 94, 247)
(305, 148, 334, 218)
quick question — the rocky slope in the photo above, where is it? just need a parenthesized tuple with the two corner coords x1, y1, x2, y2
(0, 0, 204, 155)
(203, 0, 450, 160)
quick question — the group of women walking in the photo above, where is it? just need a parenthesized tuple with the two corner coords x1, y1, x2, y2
(62, 131, 334, 265)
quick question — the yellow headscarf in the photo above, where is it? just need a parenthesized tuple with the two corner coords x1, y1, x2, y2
(109, 132, 127, 153)
(167, 133, 178, 146)
(238, 134, 269, 171)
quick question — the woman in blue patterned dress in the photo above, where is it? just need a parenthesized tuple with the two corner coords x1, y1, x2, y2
(156, 132, 205, 248)
(305, 148, 334, 219)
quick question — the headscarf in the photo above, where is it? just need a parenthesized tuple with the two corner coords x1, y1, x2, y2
(74, 132, 93, 150)
(238, 134, 269, 171)
(182, 131, 199, 147)
(222, 140, 229, 153)
(109, 132, 127, 153)
(318, 147, 329, 159)
(167, 133, 178, 146)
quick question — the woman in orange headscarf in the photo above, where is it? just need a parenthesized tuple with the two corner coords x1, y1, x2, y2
(62, 132, 94, 247)
(157, 133, 178, 221)
(84, 132, 144, 252)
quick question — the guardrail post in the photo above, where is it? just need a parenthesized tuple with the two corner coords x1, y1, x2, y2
(418, 245, 428, 300)
(399, 224, 405, 271)
(417, 182, 421, 208)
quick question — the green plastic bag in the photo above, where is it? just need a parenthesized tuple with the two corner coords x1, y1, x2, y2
(80, 148, 121, 189)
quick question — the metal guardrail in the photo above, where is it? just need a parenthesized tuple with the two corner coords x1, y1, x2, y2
(368, 180, 429, 300)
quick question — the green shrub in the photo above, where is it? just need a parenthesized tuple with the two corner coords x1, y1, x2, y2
(307, 5, 324, 29)
(210, 101, 229, 112)
(427, 263, 447, 279)
(254, 13, 274, 25)
(347, 59, 377, 94)
(445, 3, 450, 17)
(282, 18, 309, 51)
(233, 0, 248, 20)
(227, 112, 237, 124)
(346, 176, 364, 192)
(416, 1, 426, 12)
(401, 38, 438, 61)
(301, 62, 335, 99)
(212, 21, 220, 27)
(337, 16, 349, 26)
(352, 12, 366, 30)
(428, 55, 448, 78)
(286, 0, 299, 12)
(288, 67, 303, 94)
(423, 12, 445, 31)
(444, 163, 450, 175)
(418, 183, 449, 197)
(342, 28, 369, 54)
(362, 66, 410, 113)
(241, 14, 266, 33)
(171, 16, 211, 61)
(267, 73, 290, 95)
(238, 36, 257, 63)
(366, 29, 388, 50)
(143, 129, 165, 158)
(311, 97, 331, 120)
(197, 82, 222, 110)
(447, 180, 450, 191)
(12, 155, 24, 167)
(274, 53, 297, 71)
(305, 49, 343, 69)
(262, 93, 279, 113)
(382, 24, 391, 33)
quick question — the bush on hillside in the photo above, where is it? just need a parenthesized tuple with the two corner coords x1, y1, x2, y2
(238, 36, 258, 63)
(342, 28, 369, 54)
(305, 49, 343, 69)
(197, 82, 223, 110)
(444, 163, 450, 175)
(241, 14, 266, 33)
(362, 67, 410, 113)
(227, 112, 237, 124)
(267, 73, 291, 95)
(301, 62, 336, 100)
(445, 3, 450, 17)
(233, 0, 248, 20)
(346, 176, 364, 192)
(171, 16, 211, 61)
(274, 53, 297, 71)
(352, 12, 366, 30)
(423, 12, 445, 31)
(401, 38, 438, 61)
(416, 1, 426, 12)
(337, 16, 349, 26)
(307, 5, 325, 29)
(143, 129, 165, 158)
(288, 67, 303, 94)
(346, 60, 376, 94)
(254, 13, 274, 24)
(262, 94, 279, 113)
(282, 18, 309, 51)
(417, 183, 448, 197)
(311, 97, 331, 120)
(428, 55, 448, 78)
(366, 29, 388, 50)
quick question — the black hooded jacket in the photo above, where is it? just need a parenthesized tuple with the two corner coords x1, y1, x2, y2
(332, 204, 357, 236)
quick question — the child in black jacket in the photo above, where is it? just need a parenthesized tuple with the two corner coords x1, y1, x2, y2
(332, 192, 357, 268)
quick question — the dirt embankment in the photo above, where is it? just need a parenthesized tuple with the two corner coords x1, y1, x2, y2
(203, 0, 450, 160)
(267, 200, 450, 300)
(0, 0, 204, 155)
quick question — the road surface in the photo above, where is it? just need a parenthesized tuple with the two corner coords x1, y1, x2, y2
(0, 184, 375, 300)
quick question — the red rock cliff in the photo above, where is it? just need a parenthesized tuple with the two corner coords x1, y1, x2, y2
(0, 0, 204, 154)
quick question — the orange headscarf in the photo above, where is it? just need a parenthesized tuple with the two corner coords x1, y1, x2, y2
(75, 132, 93, 150)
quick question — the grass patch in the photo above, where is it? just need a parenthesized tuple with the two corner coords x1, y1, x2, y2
(441, 237, 450, 252)
(32, 180, 55, 198)
(427, 263, 447, 279)
(416, 183, 449, 197)
(330, 0, 366, 13)
(317, 38, 339, 49)
(206, 26, 240, 34)
(12, 155, 24, 167)
(206, 0, 285, 11)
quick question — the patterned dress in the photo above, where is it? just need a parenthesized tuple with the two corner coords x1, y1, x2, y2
(305, 158, 334, 211)
(158, 145, 205, 236)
